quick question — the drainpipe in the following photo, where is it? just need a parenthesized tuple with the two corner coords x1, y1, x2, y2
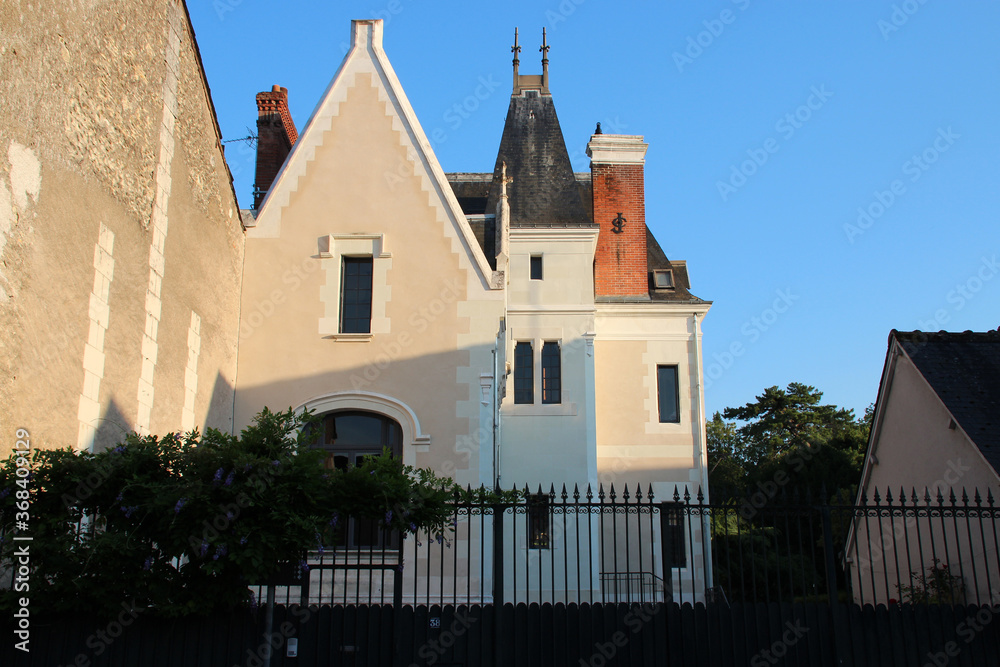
(691, 312, 714, 591)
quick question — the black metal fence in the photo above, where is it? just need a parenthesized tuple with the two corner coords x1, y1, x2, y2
(257, 484, 1000, 609)
(7, 484, 1000, 666)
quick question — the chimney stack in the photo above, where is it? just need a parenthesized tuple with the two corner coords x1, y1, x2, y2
(253, 85, 298, 209)
(587, 134, 649, 299)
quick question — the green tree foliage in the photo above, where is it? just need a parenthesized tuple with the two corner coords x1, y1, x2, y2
(0, 408, 461, 618)
(708, 383, 871, 497)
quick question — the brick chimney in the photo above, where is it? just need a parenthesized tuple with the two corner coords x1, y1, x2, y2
(253, 85, 298, 209)
(587, 134, 649, 298)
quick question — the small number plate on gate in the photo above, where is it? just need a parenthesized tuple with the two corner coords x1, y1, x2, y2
(429, 617, 441, 628)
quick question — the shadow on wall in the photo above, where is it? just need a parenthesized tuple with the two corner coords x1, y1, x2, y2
(92, 399, 132, 453)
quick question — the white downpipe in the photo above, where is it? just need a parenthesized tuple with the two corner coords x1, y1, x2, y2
(692, 312, 714, 591)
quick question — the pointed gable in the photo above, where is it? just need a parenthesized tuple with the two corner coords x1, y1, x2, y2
(248, 19, 497, 288)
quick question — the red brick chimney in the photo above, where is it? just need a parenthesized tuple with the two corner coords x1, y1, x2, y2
(587, 134, 649, 298)
(254, 85, 298, 209)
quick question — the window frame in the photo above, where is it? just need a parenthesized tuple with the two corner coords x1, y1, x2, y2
(652, 269, 674, 289)
(513, 341, 534, 404)
(527, 493, 551, 549)
(529, 255, 543, 280)
(656, 364, 680, 424)
(339, 256, 374, 334)
(662, 503, 687, 569)
(541, 341, 561, 404)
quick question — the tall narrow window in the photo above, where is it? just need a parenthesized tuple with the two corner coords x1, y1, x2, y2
(527, 494, 550, 549)
(530, 255, 543, 280)
(514, 341, 533, 404)
(541, 341, 561, 404)
(662, 504, 687, 568)
(657, 365, 679, 423)
(340, 257, 373, 333)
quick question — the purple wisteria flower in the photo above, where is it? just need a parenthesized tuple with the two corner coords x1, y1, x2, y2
(384, 510, 393, 525)
(115, 492, 123, 503)
(224, 471, 235, 486)
(199, 541, 209, 557)
(143, 557, 153, 571)
(328, 513, 339, 528)
(299, 560, 309, 574)
(212, 467, 224, 485)
(243, 463, 252, 472)
(0, 488, 10, 500)
(213, 544, 227, 560)
(112, 445, 126, 454)
(174, 498, 187, 514)
(271, 460, 280, 467)
(409, 522, 417, 534)
(239, 535, 248, 545)
(121, 506, 137, 519)
(249, 592, 258, 612)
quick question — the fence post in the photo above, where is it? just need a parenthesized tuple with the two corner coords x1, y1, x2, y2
(493, 499, 505, 667)
(820, 504, 838, 606)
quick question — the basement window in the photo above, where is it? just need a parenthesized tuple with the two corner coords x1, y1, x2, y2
(652, 270, 674, 289)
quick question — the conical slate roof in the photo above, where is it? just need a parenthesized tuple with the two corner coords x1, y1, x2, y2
(483, 92, 594, 228)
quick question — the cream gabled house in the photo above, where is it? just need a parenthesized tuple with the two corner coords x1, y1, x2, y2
(235, 19, 713, 598)
(236, 18, 711, 500)
(845, 329, 1000, 606)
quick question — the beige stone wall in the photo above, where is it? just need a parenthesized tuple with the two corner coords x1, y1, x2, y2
(0, 0, 243, 456)
(235, 54, 503, 486)
(594, 308, 708, 494)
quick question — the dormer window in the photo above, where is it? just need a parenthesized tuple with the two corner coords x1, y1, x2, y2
(653, 270, 674, 289)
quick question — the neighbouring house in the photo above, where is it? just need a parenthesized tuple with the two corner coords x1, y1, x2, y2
(845, 329, 1000, 606)
(0, 0, 244, 457)
(234, 20, 712, 602)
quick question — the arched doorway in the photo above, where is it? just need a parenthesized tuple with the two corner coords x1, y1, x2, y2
(308, 410, 403, 471)
(306, 410, 403, 549)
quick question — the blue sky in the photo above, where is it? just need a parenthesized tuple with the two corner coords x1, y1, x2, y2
(188, 1, 1000, 420)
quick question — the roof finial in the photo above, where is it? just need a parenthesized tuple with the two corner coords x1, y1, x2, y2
(511, 27, 521, 88)
(540, 28, 549, 90)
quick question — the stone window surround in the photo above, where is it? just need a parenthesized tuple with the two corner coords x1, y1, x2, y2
(318, 234, 391, 341)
